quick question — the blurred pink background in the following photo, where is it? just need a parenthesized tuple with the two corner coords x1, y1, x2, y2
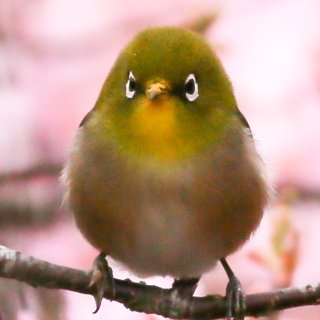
(1, 0, 320, 319)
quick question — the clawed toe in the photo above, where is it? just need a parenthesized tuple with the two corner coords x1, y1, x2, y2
(220, 258, 246, 320)
(172, 277, 200, 299)
(225, 274, 245, 320)
(89, 252, 115, 313)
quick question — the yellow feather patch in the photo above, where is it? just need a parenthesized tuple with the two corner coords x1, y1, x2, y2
(133, 98, 174, 140)
(129, 97, 188, 162)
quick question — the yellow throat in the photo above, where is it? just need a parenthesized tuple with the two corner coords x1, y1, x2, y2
(130, 96, 183, 163)
(105, 79, 215, 166)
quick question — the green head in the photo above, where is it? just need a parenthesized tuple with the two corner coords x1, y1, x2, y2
(94, 27, 238, 165)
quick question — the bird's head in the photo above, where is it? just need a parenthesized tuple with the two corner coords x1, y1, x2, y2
(94, 27, 237, 165)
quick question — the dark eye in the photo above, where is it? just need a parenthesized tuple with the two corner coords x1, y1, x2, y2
(185, 73, 199, 102)
(125, 71, 137, 99)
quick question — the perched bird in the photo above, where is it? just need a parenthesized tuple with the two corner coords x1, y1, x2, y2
(63, 27, 268, 318)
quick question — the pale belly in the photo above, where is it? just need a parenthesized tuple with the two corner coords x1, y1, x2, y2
(66, 127, 267, 278)
(110, 191, 225, 278)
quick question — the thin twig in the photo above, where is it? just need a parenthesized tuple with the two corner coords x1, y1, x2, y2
(0, 245, 319, 319)
(0, 163, 61, 185)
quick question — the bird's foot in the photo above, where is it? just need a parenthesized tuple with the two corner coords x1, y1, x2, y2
(172, 277, 199, 299)
(225, 274, 246, 320)
(220, 258, 246, 320)
(89, 252, 115, 313)
(170, 277, 200, 318)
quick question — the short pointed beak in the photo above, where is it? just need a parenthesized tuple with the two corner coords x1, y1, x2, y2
(145, 82, 168, 100)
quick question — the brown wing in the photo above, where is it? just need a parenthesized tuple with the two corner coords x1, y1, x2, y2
(236, 108, 252, 137)
(79, 109, 95, 128)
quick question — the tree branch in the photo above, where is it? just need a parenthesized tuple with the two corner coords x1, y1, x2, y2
(0, 163, 61, 185)
(0, 245, 319, 319)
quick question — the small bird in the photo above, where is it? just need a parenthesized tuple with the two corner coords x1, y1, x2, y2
(63, 27, 268, 318)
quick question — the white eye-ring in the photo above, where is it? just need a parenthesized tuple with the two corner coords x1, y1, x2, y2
(185, 73, 199, 102)
(125, 71, 137, 99)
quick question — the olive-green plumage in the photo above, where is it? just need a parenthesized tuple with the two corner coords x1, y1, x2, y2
(64, 27, 267, 278)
